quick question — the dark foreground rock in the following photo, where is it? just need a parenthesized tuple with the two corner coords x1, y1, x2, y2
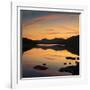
(59, 62, 79, 75)
(66, 57, 79, 60)
(33, 65, 48, 70)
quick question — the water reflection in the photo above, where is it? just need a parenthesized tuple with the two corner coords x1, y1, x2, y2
(22, 47, 79, 78)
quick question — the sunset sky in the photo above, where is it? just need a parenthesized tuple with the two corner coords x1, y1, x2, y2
(21, 10, 80, 40)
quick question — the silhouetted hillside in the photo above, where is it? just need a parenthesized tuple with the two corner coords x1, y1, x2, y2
(22, 38, 37, 52)
(22, 35, 79, 55)
(35, 38, 65, 44)
(65, 35, 79, 55)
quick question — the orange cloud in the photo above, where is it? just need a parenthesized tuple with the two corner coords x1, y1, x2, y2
(22, 13, 79, 40)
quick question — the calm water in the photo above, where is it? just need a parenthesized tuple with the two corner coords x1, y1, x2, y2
(22, 46, 79, 78)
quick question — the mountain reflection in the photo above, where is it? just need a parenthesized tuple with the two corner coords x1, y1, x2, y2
(22, 35, 79, 55)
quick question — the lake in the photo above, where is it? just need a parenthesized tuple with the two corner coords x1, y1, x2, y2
(22, 45, 79, 78)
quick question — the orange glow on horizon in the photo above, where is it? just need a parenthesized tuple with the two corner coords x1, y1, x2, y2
(22, 12, 79, 40)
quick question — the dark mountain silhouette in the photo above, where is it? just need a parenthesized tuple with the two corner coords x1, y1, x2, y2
(35, 38, 65, 44)
(22, 38, 66, 53)
(65, 35, 79, 55)
(22, 35, 79, 55)
(22, 38, 37, 52)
